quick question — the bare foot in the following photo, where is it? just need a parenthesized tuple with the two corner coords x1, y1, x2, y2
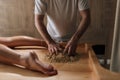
(20, 52, 57, 76)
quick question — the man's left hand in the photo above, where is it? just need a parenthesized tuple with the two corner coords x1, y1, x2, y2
(63, 40, 77, 56)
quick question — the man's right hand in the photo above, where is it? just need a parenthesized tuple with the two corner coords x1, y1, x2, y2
(35, 14, 63, 55)
(47, 42, 63, 56)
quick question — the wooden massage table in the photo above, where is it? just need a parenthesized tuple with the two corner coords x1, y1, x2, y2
(0, 43, 120, 80)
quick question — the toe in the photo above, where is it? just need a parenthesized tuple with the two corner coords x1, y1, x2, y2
(44, 70, 58, 76)
(35, 59, 54, 71)
(47, 64, 54, 71)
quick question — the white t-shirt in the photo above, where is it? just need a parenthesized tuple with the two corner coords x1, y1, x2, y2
(34, 0, 89, 42)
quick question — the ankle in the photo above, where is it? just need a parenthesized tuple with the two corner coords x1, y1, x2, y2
(19, 54, 29, 67)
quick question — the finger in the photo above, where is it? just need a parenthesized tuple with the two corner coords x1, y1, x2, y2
(50, 48, 58, 58)
(63, 48, 66, 54)
(63, 47, 68, 55)
(68, 47, 72, 56)
(50, 48, 55, 56)
(69, 46, 76, 56)
(54, 47, 58, 55)
(51, 48, 54, 54)
(48, 48, 52, 56)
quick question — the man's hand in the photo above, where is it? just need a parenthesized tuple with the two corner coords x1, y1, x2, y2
(63, 40, 77, 56)
(48, 42, 63, 56)
(63, 9, 90, 56)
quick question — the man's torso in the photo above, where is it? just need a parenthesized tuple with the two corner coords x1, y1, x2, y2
(45, 0, 79, 41)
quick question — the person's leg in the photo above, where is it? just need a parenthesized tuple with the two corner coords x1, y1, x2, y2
(0, 44, 57, 76)
(0, 36, 47, 47)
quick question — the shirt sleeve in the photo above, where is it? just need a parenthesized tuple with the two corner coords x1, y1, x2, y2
(34, 0, 47, 15)
(78, 0, 89, 11)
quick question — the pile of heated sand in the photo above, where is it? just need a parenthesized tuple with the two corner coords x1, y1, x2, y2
(45, 52, 81, 63)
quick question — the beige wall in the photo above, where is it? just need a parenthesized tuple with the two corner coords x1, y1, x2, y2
(0, 0, 40, 37)
(0, 0, 117, 45)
